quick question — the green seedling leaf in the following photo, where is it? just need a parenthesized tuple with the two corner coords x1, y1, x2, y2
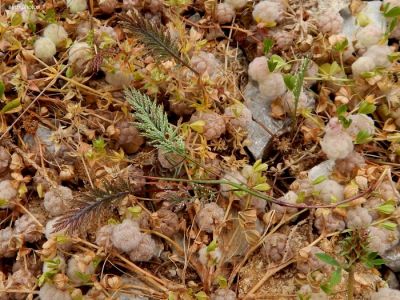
(388, 52, 400, 63)
(383, 3, 390, 14)
(296, 191, 305, 203)
(190, 120, 205, 133)
(297, 293, 311, 300)
(315, 253, 341, 267)
(389, 18, 398, 33)
(358, 101, 376, 115)
(0, 80, 4, 98)
(263, 38, 274, 54)
(45, 8, 57, 23)
(195, 291, 209, 300)
(321, 267, 342, 295)
(356, 13, 371, 26)
(361, 70, 379, 78)
(0, 199, 9, 207)
(333, 38, 349, 52)
(37, 269, 58, 286)
(1, 99, 21, 114)
(384, 6, 400, 18)
(268, 54, 285, 72)
(254, 183, 270, 191)
(128, 206, 142, 218)
(86, 29, 95, 47)
(55, 234, 70, 244)
(355, 130, 372, 144)
(253, 159, 268, 172)
(319, 61, 342, 77)
(28, 22, 36, 32)
(293, 58, 309, 101)
(93, 137, 106, 152)
(380, 221, 397, 231)
(207, 240, 218, 252)
(362, 251, 385, 268)
(330, 267, 342, 286)
(66, 67, 74, 78)
(330, 195, 338, 203)
(337, 104, 348, 116)
(107, 218, 119, 225)
(376, 202, 395, 215)
(92, 257, 102, 268)
(75, 271, 91, 283)
(284, 74, 296, 91)
(312, 175, 327, 185)
(216, 275, 228, 289)
(338, 115, 352, 128)
(168, 292, 177, 300)
(11, 13, 23, 26)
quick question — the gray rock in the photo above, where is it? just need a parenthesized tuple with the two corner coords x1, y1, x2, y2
(243, 81, 285, 159)
(384, 269, 400, 289)
(382, 244, 400, 272)
(341, 1, 387, 43)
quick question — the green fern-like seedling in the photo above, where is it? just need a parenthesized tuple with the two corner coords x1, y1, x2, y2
(125, 88, 186, 156)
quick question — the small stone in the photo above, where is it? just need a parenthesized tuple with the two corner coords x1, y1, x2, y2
(244, 81, 285, 159)
(382, 244, 400, 272)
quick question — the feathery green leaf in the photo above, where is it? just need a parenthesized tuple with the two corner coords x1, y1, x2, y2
(125, 88, 186, 156)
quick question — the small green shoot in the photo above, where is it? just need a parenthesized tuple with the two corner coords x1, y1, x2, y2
(128, 205, 142, 218)
(195, 291, 209, 300)
(268, 54, 286, 72)
(321, 267, 342, 295)
(207, 240, 218, 252)
(333, 38, 349, 52)
(312, 175, 327, 185)
(358, 101, 376, 115)
(376, 201, 396, 215)
(316, 230, 387, 297)
(355, 130, 372, 144)
(263, 38, 274, 55)
(0, 80, 4, 98)
(216, 275, 228, 289)
(380, 221, 397, 231)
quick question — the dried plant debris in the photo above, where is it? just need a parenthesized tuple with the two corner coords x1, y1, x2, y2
(0, 0, 400, 299)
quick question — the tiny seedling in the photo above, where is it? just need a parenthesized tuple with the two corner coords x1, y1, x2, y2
(316, 230, 385, 299)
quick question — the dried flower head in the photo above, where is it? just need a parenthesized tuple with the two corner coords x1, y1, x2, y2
(315, 11, 343, 35)
(216, 3, 236, 24)
(196, 202, 225, 233)
(190, 111, 226, 140)
(34, 37, 56, 63)
(252, 0, 285, 25)
(43, 24, 68, 47)
(44, 186, 73, 217)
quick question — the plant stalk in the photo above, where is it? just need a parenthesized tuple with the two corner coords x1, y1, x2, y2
(347, 266, 354, 300)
